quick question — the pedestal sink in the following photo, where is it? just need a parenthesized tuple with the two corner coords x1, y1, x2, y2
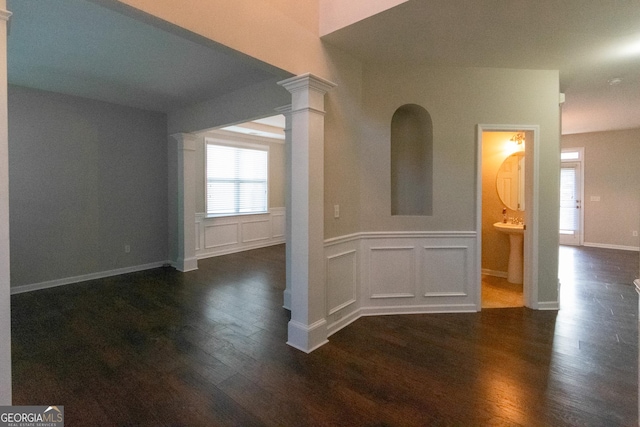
(493, 222, 524, 284)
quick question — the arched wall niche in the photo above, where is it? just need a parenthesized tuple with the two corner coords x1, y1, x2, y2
(390, 104, 433, 216)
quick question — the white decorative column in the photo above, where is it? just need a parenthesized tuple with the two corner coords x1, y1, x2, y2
(168, 133, 198, 272)
(278, 74, 336, 353)
(0, 3, 11, 405)
(275, 105, 292, 311)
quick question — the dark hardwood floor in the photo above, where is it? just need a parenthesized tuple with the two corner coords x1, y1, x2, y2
(11, 244, 639, 426)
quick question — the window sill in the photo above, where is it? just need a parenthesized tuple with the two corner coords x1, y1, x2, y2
(204, 211, 269, 219)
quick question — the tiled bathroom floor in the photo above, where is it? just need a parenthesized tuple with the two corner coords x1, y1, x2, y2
(482, 274, 524, 308)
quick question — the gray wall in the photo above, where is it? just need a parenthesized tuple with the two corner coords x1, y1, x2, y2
(8, 85, 168, 288)
(562, 128, 640, 249)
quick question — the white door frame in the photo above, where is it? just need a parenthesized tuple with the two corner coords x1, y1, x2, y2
(559, 148, 584, 246)
(476, 124, 540, 309)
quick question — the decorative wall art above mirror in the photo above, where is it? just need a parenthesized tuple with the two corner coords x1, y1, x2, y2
(496, 151, 525, 211)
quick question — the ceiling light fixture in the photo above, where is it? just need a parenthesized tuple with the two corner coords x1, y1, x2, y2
(608, 77, 623, 86)
(618, 35, 640, 58)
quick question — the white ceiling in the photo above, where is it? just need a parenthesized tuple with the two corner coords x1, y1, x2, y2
(7, 0, 289, 113)
(6, 0, 639, 135)
(322, 0, 640, 135)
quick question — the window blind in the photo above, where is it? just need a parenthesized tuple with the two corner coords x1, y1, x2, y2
(206, 143, 268, 215)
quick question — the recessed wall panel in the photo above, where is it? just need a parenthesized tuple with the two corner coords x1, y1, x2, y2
(242, 219, 271, 243)
(422, 246, 468, 297)
(204, 223, 238, 248)
(272, 213, 285, 238)
(327, 250, 357, 314)
(370, 247, 415, 298)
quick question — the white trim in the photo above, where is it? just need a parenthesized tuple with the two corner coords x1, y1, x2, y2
(324, 232, 363, 245)
(326, 249, 357, 314)
(0, 10, 12, 22)
(283, 288, 291, 310)
(173, 257, 198, 272)
(286, 319, 329, 353)
(583, 242, 640, 252)
(10, 261, 170, 295)
(360, 304, 477, 316)
(326, 308, 361, 337)
(536, 301, 560, 310)
(195, 208, 285, 259)
(325, 230, 477, 245)
(204, 128, 285, 145)
(481, 268, 508, 278)
(324, 231, 480, 338)
(477, 124, 540, 310)
(205, 132, 275, 150)
(560, 147, 584, 246)
(371, 293, 415, 299)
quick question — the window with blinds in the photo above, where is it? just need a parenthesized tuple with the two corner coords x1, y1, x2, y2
(206, 142, 268, 215)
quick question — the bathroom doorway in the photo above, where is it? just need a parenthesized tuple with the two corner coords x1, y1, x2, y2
(476, 125, 540, 309)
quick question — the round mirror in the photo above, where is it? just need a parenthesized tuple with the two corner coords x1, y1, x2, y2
(496, 152, 525, 211)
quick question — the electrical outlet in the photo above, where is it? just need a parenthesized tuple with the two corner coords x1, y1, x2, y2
(125, 245, 130, 253)
(633, 231, 638, 237)
(334, 204, 340, 218)
(590, 196, 601, 202)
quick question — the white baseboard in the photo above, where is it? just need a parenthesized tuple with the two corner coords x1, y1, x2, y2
(287, 319, 329, 353)
(197, 240, 285, 260)
(327, 308, 362, 337)
(583, 242, 640, 252)
(360, 304, 478, 317)
(481, 269, 508, 278)
(326, 303, 479, 338)
(536, 301, 560, 310)
(10, 261, 170, 295)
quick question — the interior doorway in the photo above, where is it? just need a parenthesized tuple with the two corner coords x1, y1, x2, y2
(477, 125, 540, 310)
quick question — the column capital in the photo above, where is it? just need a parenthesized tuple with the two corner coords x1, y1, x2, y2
(278, 73, 336, 95)
(275, 104, 292, 115)
(169, 132, 198, 151)
(275, 105, 292, 133)
(278, 74, 336, 113)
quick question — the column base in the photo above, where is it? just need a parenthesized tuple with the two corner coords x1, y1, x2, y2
(173, 257, 198, 272)
(287, 319, 329, 353)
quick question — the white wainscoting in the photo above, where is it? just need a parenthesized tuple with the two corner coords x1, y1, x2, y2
(324, 231, 478, 336)
(195, 207, 286, 259)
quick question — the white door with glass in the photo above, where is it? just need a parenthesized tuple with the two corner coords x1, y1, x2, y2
(559, 160, 582, 245)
